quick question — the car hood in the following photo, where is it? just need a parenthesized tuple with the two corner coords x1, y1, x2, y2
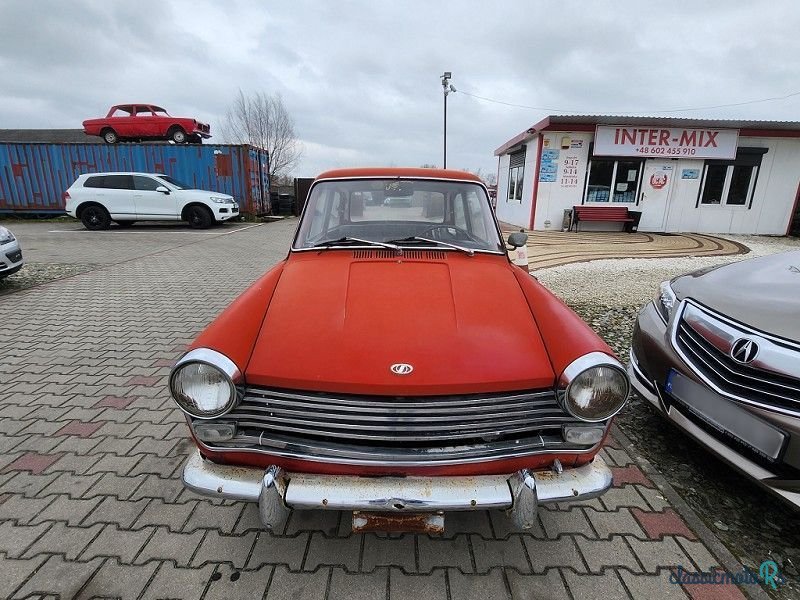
(245, 253, 556, 395)
(175, 189, 233, 201)
(672, 250, 800, 341)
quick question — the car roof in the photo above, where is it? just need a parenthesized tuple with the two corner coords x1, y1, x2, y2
(110, 104, 166, 111)
(314, 167, 483, 182)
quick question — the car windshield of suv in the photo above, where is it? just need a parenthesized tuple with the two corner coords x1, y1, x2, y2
(294, 178, 505, 253)
(157, 174, 193, 190)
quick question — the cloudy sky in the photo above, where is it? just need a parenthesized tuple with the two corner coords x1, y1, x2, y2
(1, 0, 799, 178)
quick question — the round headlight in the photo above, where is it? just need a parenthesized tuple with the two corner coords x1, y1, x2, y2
(169, 349, 240, 419)
(560, 353, 630, 422)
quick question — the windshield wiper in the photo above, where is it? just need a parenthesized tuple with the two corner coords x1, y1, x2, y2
(312, 237, 402, 252)
(387, 236, 475, 256)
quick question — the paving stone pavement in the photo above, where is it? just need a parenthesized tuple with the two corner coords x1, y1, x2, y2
(0, 221, 761, 599)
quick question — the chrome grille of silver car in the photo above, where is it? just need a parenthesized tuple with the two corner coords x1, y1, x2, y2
(198, 387, 587, 463)
(674, 311, 800, 413)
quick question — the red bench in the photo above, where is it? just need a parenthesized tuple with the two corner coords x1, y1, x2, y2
(571, 205, 635, 232)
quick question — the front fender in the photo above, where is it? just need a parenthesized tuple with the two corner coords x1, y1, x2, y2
(189, 261, 286, 371)
(512, 268, 617, 375)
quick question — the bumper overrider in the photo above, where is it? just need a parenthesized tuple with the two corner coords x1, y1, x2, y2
(182, 449, 612, 530)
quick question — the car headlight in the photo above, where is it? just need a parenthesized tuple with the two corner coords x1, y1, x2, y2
(559, 352, 630, 422)
(169, 348, 241, 419)
(0, 226, 15, 244)
(210, 196, 232, 204)
(655, 280, 677, 323)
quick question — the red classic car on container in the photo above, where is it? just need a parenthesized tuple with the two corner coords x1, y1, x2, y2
(169, 168, 629, 533)
(82, 104, 211, 144)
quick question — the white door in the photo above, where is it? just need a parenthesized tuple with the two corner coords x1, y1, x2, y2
(637, 161, 675, 231)
(132, 175, 178, 218)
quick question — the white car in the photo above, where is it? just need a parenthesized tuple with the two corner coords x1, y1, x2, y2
(64, 172, 240, 230)
(0, 225, 23, 278)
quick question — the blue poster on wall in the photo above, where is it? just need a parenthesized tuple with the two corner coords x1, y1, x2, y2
(539, 148, 559, 182)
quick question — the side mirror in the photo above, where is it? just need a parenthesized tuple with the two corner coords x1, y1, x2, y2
(507, 232, 528, 249)
(155, 186, 170, 194)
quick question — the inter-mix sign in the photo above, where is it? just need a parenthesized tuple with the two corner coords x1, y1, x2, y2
(594, 125, 739, 159)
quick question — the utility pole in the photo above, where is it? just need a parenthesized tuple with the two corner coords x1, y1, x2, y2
(441, 72, 455, 168)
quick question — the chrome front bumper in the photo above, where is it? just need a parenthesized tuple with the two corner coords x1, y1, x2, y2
(182, 450, 612, 531)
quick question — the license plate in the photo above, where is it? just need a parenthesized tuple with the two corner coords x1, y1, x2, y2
(665, 370, 787, 461)
(351, 511, 444, 534)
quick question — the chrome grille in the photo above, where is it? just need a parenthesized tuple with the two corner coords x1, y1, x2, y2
(234, 387, 569, 443)
(675, 316, 800, 413)
(197, 387, 587, 464)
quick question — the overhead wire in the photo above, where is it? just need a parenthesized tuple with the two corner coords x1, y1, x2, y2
(456, 88, 800, 115)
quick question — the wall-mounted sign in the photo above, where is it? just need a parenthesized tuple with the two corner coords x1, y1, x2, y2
(681, 168, 700, 179)
(539, 148, 559, 182)
(649, 172, 669, 189)
(560, 155, 580, 187)
(594, 125, 738, 159)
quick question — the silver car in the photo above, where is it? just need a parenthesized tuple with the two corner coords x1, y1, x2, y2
(0, 225, 23, 278)
(629, 251, 800, 509)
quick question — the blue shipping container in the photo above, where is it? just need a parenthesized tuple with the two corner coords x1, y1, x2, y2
(0, 142, 270, 214)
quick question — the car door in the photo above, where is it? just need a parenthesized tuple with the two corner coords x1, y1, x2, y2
(109, 106, 136, 138)
(99, 175, 136, 217)
(132, 175, 178, 218)
(132, 105, 158, 138)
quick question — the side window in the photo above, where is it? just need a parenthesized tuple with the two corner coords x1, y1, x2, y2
(103, 175, 134, 190)
(326, 190, 346, 231)
(306, 188, 345, 240)
(110, 106, 133, 117)
(465, 190, 489, 242)
(698, 148, 766, 208)
(133, 176, 161, 191)
(454, 194, 467, 230)
(507, 149, 525, 203)
(83, 176, 106, 188)
(134, 106, 153, 117)
(585, 159, 641, 203)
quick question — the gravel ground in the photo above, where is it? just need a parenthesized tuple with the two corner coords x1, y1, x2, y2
(0, 263, 95, 296)
(535, 234, 800, 306)
(537, 234, 800, 599)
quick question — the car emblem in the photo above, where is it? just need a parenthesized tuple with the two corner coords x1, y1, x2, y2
(390, 363, 414, 375)
(730, 338, 759, 364)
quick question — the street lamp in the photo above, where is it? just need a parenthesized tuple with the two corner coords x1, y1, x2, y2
(441, 72, 456, 168)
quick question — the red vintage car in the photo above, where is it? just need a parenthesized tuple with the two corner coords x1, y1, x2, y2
(169, 168, 629, 533)
(82, 104, 211, 144)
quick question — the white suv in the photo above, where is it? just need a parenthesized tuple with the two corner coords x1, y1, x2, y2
(64, 172, 240, 230)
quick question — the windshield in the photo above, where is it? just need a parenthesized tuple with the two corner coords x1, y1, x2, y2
(294, 178, 504, 253)
(157, 174, 193, 190)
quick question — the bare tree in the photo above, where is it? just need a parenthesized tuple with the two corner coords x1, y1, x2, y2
(222, 90, 302, 184)
(460, 167, 497, 187)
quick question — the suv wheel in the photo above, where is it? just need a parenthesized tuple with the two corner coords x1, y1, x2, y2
(186, 205, 213, 229)
(81, 205, 111, 230)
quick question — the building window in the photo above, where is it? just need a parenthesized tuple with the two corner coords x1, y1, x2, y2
(584, 158, 642, 203)
(698, 147, 767, 208)
(507, 149, 525, 202)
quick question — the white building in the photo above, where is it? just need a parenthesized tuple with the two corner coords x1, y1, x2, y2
(494, 116, 800, 235)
